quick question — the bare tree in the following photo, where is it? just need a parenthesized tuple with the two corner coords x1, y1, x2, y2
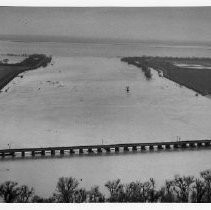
(200, 170, 211, 202)
(159, 181, 175, 202)
(73, 188, 87, 203)
(87, 186, 105, 202)
(0, 181, 19, 203)
(191, 178, 206, 202)
(54, 177, 79, 202)
(171, 175, 195, 202)
(16, 185, 34, 203)
(125, 181, 144, 202)
(32, 195, 55, 203)
(105, 179, 125, 202)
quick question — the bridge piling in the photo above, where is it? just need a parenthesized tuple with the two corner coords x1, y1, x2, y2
(79, 149, 83, 154)
(115, 147, 119, 152)
(124, 146, 129, 151)
(97, 148, 102, 153)
(173, 144, 178, 149)
(60, 150, 64, 155)
(189, 143, 196, 147)
(88, 148, 93, 153)
(70, 149, 75, 154)
(205, 142, 210, 147)
(141, 146, 146, 150)
(51, 150, 55, 156)
(149, 145, 154, 150)
(197, 142, 202, 147)
(21, 151, 25, 157)
(41, 150, 45, 156)
(105, 148, 110, 152)
(158, 145, 163, 150)
(165, 144, 171, 149)
(132, 146, 137, 151)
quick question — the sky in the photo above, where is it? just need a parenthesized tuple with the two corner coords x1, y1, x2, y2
(0, 7, 211, 43)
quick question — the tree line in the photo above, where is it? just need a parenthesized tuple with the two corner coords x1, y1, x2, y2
(0, 170, 211, 203)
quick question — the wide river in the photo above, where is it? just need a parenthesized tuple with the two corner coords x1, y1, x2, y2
(0, 40, 211, 197)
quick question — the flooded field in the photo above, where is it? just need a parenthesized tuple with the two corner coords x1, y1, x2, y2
(0, 41, 211, 197)
(174, 63, 211, 69)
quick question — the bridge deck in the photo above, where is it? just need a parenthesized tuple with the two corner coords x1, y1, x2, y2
(0, 139, 210, 158)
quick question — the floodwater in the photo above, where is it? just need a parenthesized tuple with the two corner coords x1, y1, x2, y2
(174, 63, 211, 69)
(0, 40, 211, 197)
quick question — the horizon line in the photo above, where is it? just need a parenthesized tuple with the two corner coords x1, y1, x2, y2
(0, 34, 211, 47)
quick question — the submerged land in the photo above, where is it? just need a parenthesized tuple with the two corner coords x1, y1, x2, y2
(121, 56, 211, 96)
(0, 54, 52, 91)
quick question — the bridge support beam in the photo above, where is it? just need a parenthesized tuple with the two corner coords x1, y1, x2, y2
(149, 145, 154, 150)
(41, 150, 45, 156)
(124, 146, 129, 151)
(158, 145, 163, 150)
(197, 142, 202, 147)
(11, 152, 15, 157)
(70, 149, 75, 154)
(132, 146, 137, 151)
(79, 149, 83, 154)
(141, 146, 146, 150)
(165, 145, 171, 149)
(115, 147, 119, 152)
(88, 148, 93, 153)
(60, 150, 64, 155)
(21, 151, 25, 157)
(173, 144, 178, 149)
(51, 150, 55, 156)
(189, 143, 195, 147)
(205, 142, 210, 147)
(181, 143, 187, 148)
(105, 148, 110, 152)
(97, 148, 102, 153)
(32, 151, 35, 156)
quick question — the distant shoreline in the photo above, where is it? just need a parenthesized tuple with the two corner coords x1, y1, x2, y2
(1, 36, 211, 48)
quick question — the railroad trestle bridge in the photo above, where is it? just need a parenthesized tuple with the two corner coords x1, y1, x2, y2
(0, 139, 210, 159)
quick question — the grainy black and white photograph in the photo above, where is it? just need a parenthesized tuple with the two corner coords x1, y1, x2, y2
(0, 0, 211, 205)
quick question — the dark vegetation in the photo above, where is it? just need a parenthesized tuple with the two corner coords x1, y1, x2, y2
(0, 54, 52, 91)
(141, 64, 152, 80)
(121, 56, 211, 95)
(0, 170, 211, 203)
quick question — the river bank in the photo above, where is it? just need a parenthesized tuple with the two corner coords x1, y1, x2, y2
(0, 54, 52, 92)
(121, 56, 211, 96)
